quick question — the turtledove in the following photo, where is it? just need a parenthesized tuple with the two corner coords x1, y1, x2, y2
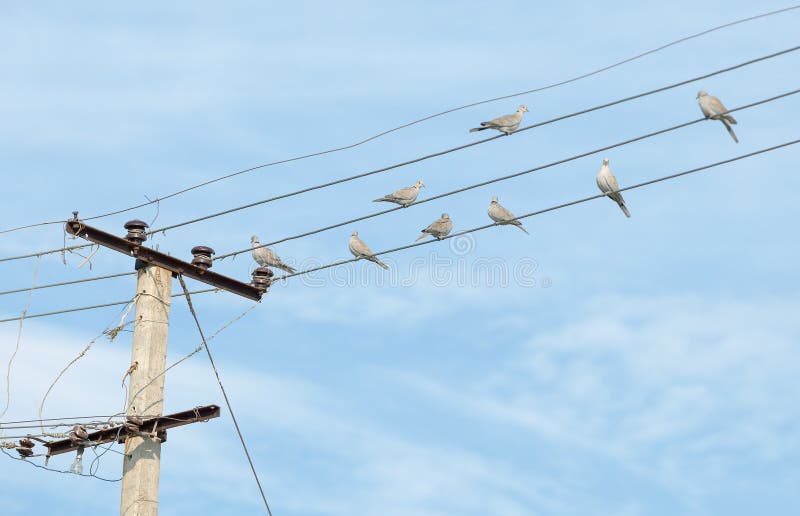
(596, 158, 631, 218)
(488, 196, 529, 234)
(697, 90, 738, 143)
(373, 180, 425, 207)
(251, 235, 296, 274)
(349, 231, 389, 270)
(469, 105, 529, 135)
(416, 213, 453, 242)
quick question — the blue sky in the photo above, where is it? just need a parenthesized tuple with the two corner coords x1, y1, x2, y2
(1, 2, 799, 515)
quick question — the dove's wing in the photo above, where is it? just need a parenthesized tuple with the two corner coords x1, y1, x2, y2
(495, 203, 517, 221)
(428, 219, 447, 234)
(487, 113, 516, 126)
(434, 218, 453, 236)
(598, 170, 630, 217)
(351, 236, 388, 269)
(350, 237, 374, 257)
(255, 246, 295, 273)
(375, 185, 419, 205)
(708, 96, 732, 120)
(391, 185, 419, 203)
(704, 96, 737, 123)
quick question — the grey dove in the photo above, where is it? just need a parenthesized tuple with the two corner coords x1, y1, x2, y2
(469, 105, 529, 135)
(373, 180, 424, 207)
(416, 213, 453, 241)
(596, 159, 631, 218)
(349, 231, 389, 270)
(251, 235, 296, 273)
(488, 196, 529, 234)
(697, 90, 738, 143)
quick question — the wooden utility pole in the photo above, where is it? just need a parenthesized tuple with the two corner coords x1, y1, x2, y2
(62, 215, 271, 516)
(120, 263, 172, 516)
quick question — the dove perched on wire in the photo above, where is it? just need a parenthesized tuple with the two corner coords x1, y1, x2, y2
(596, 159, 631, 218)
(697, 90, 738, 143)
(416, 213, 453, 241)
(349, 231, 389, 270)
(251, 235, 296, 274)
(373, 180, 425, 207)
(488, 196, 529, 234)
(469, 105, 529, 135)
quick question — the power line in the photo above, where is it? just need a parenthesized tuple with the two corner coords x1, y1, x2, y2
(0, 288, 219, 324)
(1, 257, 41, 420)
(214, 87, 800, 261)
(0, 447, 121, 482)
(144, 45, 800, 237)
(3, 45, 799, 267)
(177, 276, 273, 516)
(1, 19, 798, 238)
(0, 243, 91, 264)
(0, 271, 135, 297)
(270, 138, 800, 281)
(0, 421, 123, 431)
(126, 302, 259, 417)
(1, 414, 129, 425)
(3, 85, 799, 285)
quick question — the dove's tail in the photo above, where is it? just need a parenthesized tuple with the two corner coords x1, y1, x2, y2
(469, 126, 487, 133)
(278, 263, 296, 274)
(618, 202, 631, 218)
(370, 256, 389, 270)
(514, 222, 530, 235)
(373, 196, 389, 203)
(722, 120, 739, 143)
(415, 232, 429, 242)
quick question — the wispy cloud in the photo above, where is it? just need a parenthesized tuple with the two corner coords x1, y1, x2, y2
(395, 294, 800, 513)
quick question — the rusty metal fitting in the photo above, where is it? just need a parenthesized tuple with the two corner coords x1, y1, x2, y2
(251, 266, 274, 291)
(16, 446, 33, 458)
(191, 246, 215, 270)
(124, 220, 149, 245)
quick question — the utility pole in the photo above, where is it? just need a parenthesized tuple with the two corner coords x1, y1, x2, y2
(120, 262, 171, 516)
(61, 215, 272, 516)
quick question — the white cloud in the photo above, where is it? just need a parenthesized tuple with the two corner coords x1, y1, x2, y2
(0, 316, 565, 515)
(397, 294, 800, 512)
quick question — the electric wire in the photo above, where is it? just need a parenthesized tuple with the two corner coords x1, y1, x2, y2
(214, 87, 800, 260)
(144, 45, 800, 237)
(1, 4, 797, 236)
(177, 276, 273, 516)
(0, 421, 124, 431)
(38, 298, 137, 434)
(2, 84, 798, 286)
(0, 257, 41, 420)
(0, 414, 132, 425)
(0, 447, 121, 482)
(0, 288, 218, 324)
(126, 302, 259, 414)
(0, 271, 135, 297)
(270, 138, 800, 281)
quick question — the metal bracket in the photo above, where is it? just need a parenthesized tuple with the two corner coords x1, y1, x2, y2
(65, 219, 263, 301)
(44, 405, 221, 457)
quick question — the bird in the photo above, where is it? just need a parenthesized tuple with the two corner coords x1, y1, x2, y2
(416, 213, 453, 241)
(596, 158, 631, 218)
(250, 235, 296, 274)
(469, 105, 529, 135)
(373, 180, 425, 207)
(697, 90, 738, 143)
(488, 196, 529, 234)
(349, 231, 389, 269)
